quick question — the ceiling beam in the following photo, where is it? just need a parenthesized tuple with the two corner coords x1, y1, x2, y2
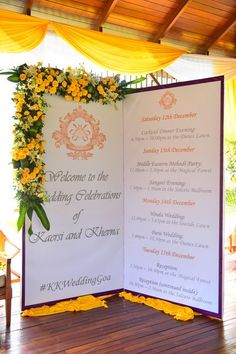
(25, 0, 34, 16)
(152, 0, 192, 42)
(200, 11, 236, 53)
(97, 0, 119, 28)
(149, 73, 160, 85)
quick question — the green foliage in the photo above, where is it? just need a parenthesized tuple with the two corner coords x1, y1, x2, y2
(225, 188, 236, 207)
(225, 140, 236, 180)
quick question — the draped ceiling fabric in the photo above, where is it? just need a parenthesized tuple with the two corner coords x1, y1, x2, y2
(0, 10, 48, 52)
(0, 9, 185, 75)
(165, 54, 236, 139)
(225, 78, 236, 141)
(0, 9, 235, 137)
(165, 54, 236, 81)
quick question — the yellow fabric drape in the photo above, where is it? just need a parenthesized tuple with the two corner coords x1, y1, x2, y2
(119, 292, 195, 321)
(225, 78, 236, 141)
(52, 22, 186, 74)
(22, 292, 195, 321)
(22, 295, 108, 317)
(0, 9, 185, 74)
(0, 9, 49, 53)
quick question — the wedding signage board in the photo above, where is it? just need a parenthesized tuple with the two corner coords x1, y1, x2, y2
(23, 77, 223, 318)
(124, 77, 223, 318)
(23, 96, 124, 307)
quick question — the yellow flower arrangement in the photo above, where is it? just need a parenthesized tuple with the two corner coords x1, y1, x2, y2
(1, 63, 144, 234)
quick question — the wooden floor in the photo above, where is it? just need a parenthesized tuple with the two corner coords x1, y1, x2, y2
(0, 256, 235, 354)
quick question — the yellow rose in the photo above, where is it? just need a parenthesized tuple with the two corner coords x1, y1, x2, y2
(36, 77, 43, 85)
(62, 81, 67, 88)
(20, 73, 26, 81)
(47, 75, 53, 82)
(110, 85, 117, 92)
(65, 95, 72, 101)
(52, 80, 59, 87)
(49, 87, 57, 94)
(29, 172, 36, 179)
(27, 141, 35, 150)
(21, 178, 28, 185)
(43, 80, 49, 86)
(97, 85, 105, 95)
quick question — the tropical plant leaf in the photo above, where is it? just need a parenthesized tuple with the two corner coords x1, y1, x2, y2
(33, 203, 50, 231)
(226, 189, 236, 206)
(17, 201, 29, 231)
(0, 71, 16, 75)
(119, 77, 145, 87)
(7, 74, 20, 83)
(123, 88, 135, 94)
(27, 207, 33, 236)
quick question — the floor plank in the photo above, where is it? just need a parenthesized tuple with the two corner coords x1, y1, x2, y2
(0, 254, 235, 353)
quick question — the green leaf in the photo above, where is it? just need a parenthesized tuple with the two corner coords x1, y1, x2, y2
(20, 159, 29, 168)
(0, 71, 15, 76)
(7, 74, 20, 83)
(27, 207, 33, 236)
(123, 88, 135, 94)
(12, 160, 21, 169)
(119, 77, 146, 87)
(17, 201, 29, 231)
(33, 203, 50, 231)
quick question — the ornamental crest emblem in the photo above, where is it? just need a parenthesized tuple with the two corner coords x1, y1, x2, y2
(159, 91, 177, 110)
(52, 106, 106, 160)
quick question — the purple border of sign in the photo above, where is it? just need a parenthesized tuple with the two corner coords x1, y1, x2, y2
(22, 76, 224, 318)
